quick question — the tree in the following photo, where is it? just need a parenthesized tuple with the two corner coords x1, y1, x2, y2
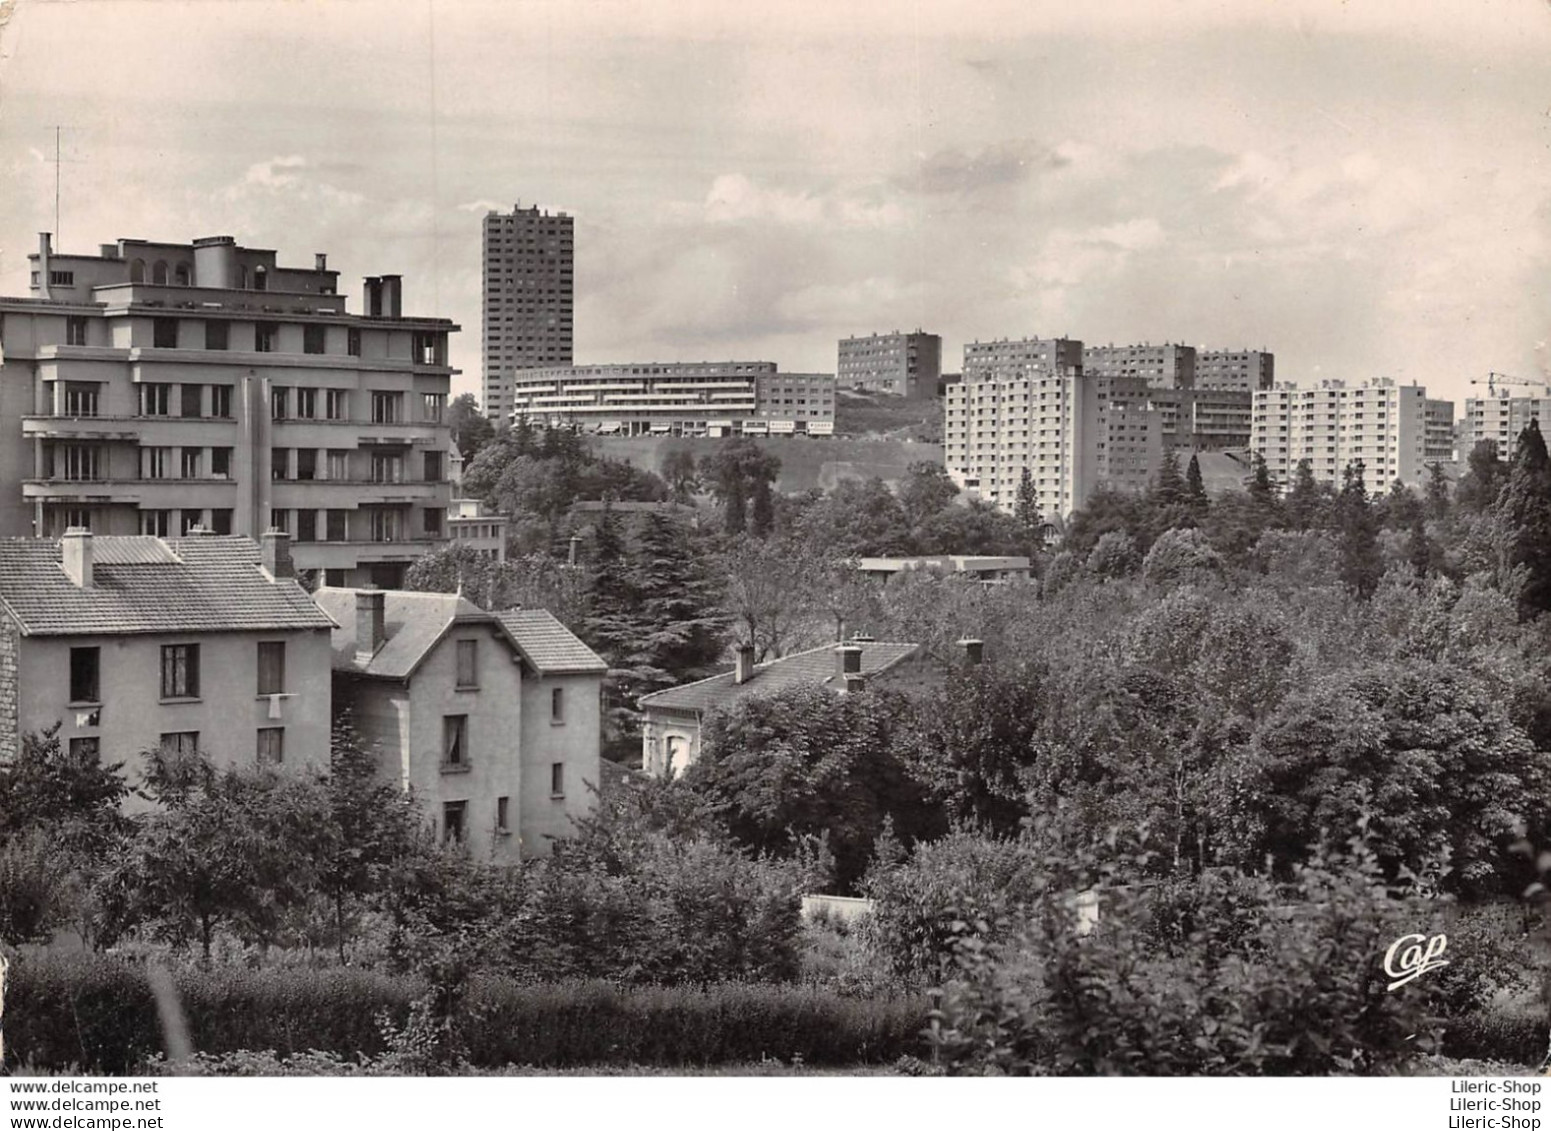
(1014, 467, 1042, 547)
(1496, 419, 1551, 621)
(1184, 453, 1208, 516)
(1425, 462, 1451, 521)
(1407, 515, 1433, 579)
(659, 447, 701, 504)
(1249, 451, 1276, 508)
(701, 437, 781, 537)
(623, 511, 727, 691)
(718, 535, 832, 661)
(1285, 459, 1329, 531)
(446, 393, 496, 466)
(1337, 461, 1381, 600)
(1456, 440, 1507, 515)
(1154, 450, 1185, 507)
(793, 477, 912, 558)
(898, 462, 960, 528)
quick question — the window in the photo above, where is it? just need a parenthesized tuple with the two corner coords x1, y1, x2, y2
(424, 507, 443, 537)
(551, 686, 564, 724)
(153, 318, 178, 348)
(347, 328, 361, 358)
(371, 454, 402, 483)
(550, 762, 565, 798)
(297, 510, 318, 543)
(66, 316, 88, 346)
(326, 450, 350, 480)
(270, 509, 291, 536)
(63, 383, 99, 417)
(257, 727, 284, 767)
(255, 322, 277, 352)
(258, 642, 286, 695)
(443, 801, 466, 844)
(326, 389, 349, 420)
(180, 448, 202, 479)
(69, 646, 100, 703)
(296, 449, 317, 481)
(179, 384, 203, 418)
(371, 392, 400, 424)
(50, 270, 75, 287)
(140, 383, 171, 416)
(442, 715, 468, 768)
(296, 388, 317, 419)
(59, 444, 101, 481)
(455, 640, 477, 688)
(161, 643, 200, 699)
(160, 731, 199, 757)
(210, 508, 233, 535)
(413, 332, 444, 366)
(422, 393, 446, 421)
(211, 385, 232, 417)
(204, 321, 228, 351)
(270, 387, 289, 420)
(326, 510, 349, 541)
(424, 451, 443, 482)
(370, 509, 400, 542)
(271, 448, 289, 480)
(496, 796, 510, 835)
(69, 737, 100, 760)
(303, 324, 326, 354)
(211, 447, 232, 478)
(140, 509, 171, 537)
(324, 568, 347, 586)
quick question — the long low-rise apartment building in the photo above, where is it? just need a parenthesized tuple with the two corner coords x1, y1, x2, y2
(0, 232, 458, 588)
(506, 361, 835, 437)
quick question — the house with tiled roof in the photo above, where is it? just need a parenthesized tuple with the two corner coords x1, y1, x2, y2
(313, 588, 605, 859)
(637, 639, 925, 778)
(0, 528, 335, 806)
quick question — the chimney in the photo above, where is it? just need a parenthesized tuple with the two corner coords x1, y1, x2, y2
(364, 276, 384, 318)
(261, 528, 295, 579)
(836, 644, 863, 678)
(355, 589, 387, 665)
(959, 638, 984, 666)
(314, 253, 328, 272)
(843, 672, 867, 694)
(568, 535, 581, 567)
(380, 274, 403, 319)
(734, 643, 756, 685)
(37, 232, 53, 299)
(61, 527, 92, 588)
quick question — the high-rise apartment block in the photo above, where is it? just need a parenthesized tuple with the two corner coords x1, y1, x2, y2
(1082, 342, 1197, 389)
(944, 337, 1159, 520)
(482, 206, 574, 421)
(1424, 399, 1457, 464)
(1196, 349, 1275, 392)
(1462, 384, 1551, 458)
(0, 233, 456, 588)
(507, 361, 835, 437)
(1251, 379, 1428, 493)
(837, 331, 942, 399)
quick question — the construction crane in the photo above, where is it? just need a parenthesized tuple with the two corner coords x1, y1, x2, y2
(1471, 372, 1551, 396)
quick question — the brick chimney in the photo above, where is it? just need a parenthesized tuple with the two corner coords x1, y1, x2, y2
(61, 526, 92, 588)
(836, 644, 863, 679)
(261, 529, 295, 579)
(734, 643, 756, 685)
(843, 672, 867, 694)
(355, 589, 387, 665)
(959, 638, 984, 666)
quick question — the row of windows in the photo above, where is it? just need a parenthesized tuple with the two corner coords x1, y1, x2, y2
(68, 728, 286, 767)
(268, 506, 441, 542)
(69, 640, 286, 704)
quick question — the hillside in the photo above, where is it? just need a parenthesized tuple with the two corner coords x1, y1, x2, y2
(833, 390, 943, 442)
(587, 435, 945, 494)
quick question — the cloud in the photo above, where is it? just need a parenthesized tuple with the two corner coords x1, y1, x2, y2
(902, 139, 1070, 195)
(242, 155, 308, 189)
(457, 199, 507, 214)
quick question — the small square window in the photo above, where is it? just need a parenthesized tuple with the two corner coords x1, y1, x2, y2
(69, 736, 100, 760)
(161, 643, 200, 699)
(257, 727, 284, 767)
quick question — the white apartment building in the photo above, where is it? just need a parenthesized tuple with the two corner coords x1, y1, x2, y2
(944, 337, 1159, 520)
(507, 362, 835, 437)
(1462, 386, 1551, 458)
(1252, 379, 1428, 493)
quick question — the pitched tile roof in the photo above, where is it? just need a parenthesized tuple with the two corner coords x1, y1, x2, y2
(639, 641, 920, 714)
(0, 534, 336, 637)
(494, 609, 607, 675)
(313, 588, 489, 679)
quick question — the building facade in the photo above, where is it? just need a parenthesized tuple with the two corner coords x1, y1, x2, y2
(943, 337, 1159, 520)
(1462, 386, 1551, 458)
(0, 529, 334, 809)
(482, 206, 574, 422)
(506, 361, 835, 437)
(447, 498, 509, 562)
(1082, 343, 1196, 389)
(1196, 349, 1275, 392)
(1424, 398, 1457, 465)
(316, 589, 605, 859)
(836, 331, 942, 399)
(1251, 379, 1429, 492)
(2, 233, 457, 588)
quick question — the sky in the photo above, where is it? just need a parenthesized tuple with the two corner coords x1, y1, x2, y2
(1, 0, 1549, 405)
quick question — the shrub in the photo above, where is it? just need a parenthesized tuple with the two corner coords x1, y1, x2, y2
(1141, 529, 1222, 587)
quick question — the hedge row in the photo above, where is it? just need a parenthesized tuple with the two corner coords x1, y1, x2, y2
(1439, 1007, 1546, 1067)
(4, 953, 928, 1073)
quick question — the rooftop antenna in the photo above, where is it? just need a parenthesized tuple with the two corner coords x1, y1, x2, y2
(50, 126, 83, 248)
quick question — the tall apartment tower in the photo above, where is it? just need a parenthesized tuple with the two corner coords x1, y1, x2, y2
(2, 232, 457, 588)
(1251, 379, 1428, 493)
(837, 331, 942, 399)
(943, 337, 1159, 521)
(482, 205, 574, 422)
(1196, 349, 1275, 392)
(1462, 383, 1551, 458)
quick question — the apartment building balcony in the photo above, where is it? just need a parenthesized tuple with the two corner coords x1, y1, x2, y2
(22, 477, 239, 507)
(271, 480, 449, 507)
(291, 538, 447, 570)
(22, 415, 148, 441)
(274, 419, 445, 449)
